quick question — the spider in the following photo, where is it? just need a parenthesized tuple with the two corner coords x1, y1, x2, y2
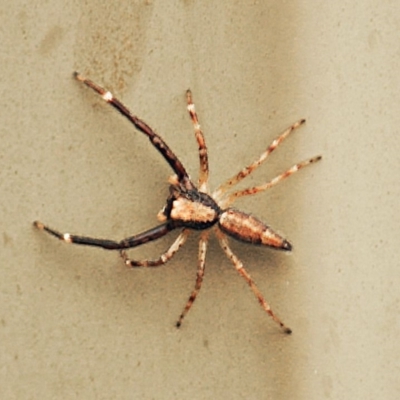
(34, 72, 321, 334)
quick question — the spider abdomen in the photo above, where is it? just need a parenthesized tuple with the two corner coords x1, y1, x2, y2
(218, 209, 292, 250)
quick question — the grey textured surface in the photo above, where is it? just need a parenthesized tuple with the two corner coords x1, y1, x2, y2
(1, 1, 399, 399)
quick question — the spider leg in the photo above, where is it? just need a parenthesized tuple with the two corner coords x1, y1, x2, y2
(120, 229, 190, 267)
(186, 90, 209, 192)
(215, 228, 292, 334)
(33, 220, 178, 250)
(176, 231, 209, 327)
(221, 155, 321, 208)
(213, 119, 306, 201)
(74, 72, 193, 190)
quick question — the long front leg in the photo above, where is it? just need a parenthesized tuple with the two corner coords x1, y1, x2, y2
(74, 72, 193, 190)
(33, 220, 178, 250)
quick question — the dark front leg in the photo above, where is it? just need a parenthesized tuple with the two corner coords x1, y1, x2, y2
(74, 72, 193, 189)
(33, 220, 178, 250)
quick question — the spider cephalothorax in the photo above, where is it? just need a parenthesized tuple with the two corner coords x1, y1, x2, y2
(34, 72, 321, 334)
(159, 182, 221, 230)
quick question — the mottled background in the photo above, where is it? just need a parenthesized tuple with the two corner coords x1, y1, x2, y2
(1, 1, 398, 399)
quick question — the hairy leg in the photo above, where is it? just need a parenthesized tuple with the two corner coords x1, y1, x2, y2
(213, 119, 306, 201)
(215, 228, 292, 334)
(221, 155, 322, 208)
(120, 229, 190, 267)
(176, 231, 209, 327)
(186, 90, 209, 192)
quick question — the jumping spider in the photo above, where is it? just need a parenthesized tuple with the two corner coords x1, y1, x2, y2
(34, 72, 321, 334)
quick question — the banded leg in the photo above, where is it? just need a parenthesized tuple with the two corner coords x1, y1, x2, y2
(74, 72, 193, 189)
(176, 231, 209, 327)
(215, 228, 292, 334)
(186, 90, 209, 192)
(33, 220, 178, 250)
(221, 155, 321, 208)
(120, 229, 190, 267)
(213, 119, 306, 201)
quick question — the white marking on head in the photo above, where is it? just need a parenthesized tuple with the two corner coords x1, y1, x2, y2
(63, 233, 72, 243)
(170, 198, 217, 223)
